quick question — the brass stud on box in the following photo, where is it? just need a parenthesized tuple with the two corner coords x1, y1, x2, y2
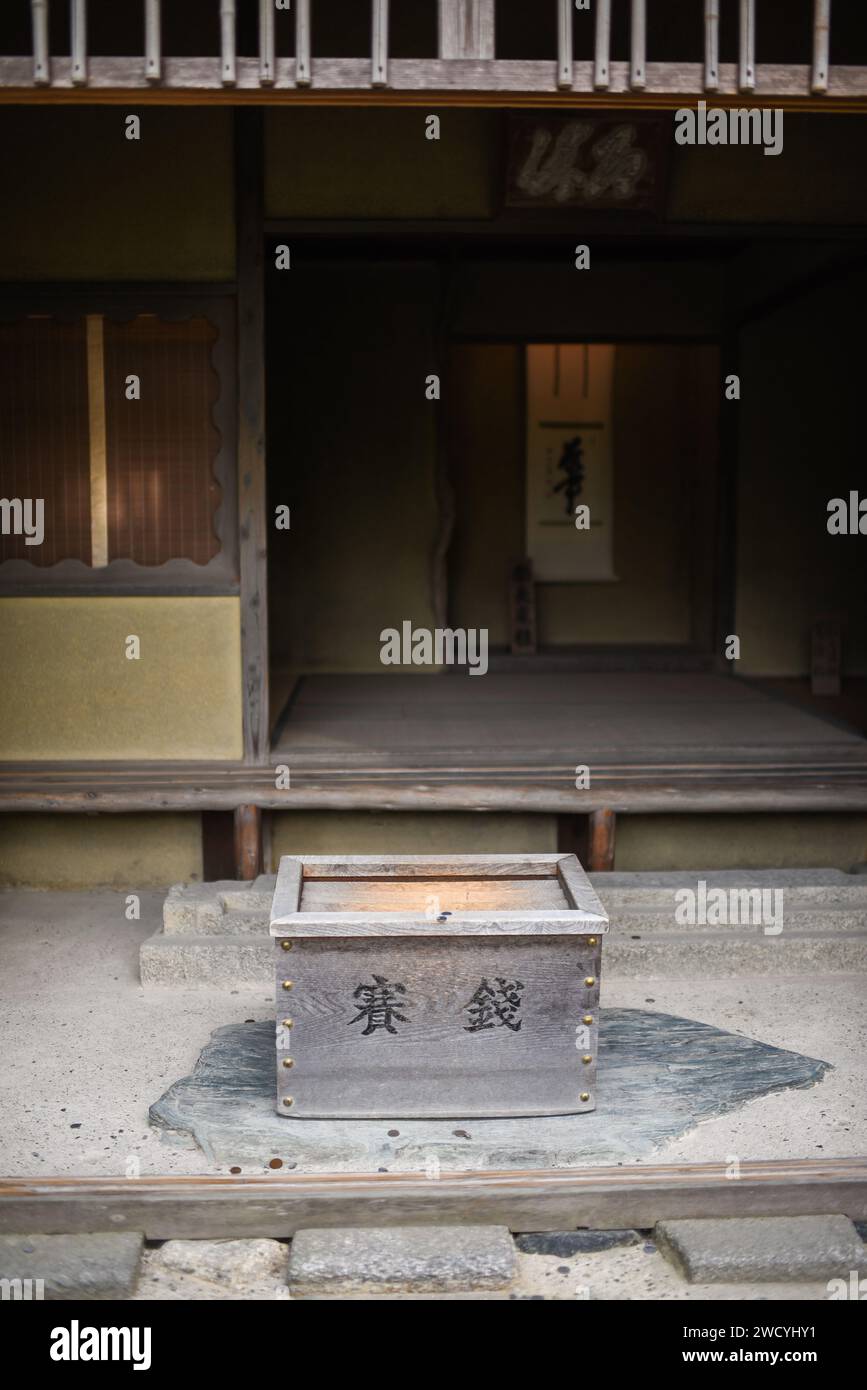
(283, 1097, 294, 1108)
(580, 1092, 590, 1102)
(588, 937, 597, 946)
(584, 976, 596, 987)
(583, 1014, 593, 1025)
(281, 939, 293, 952)
(282, 980, 294, 991)
(282, 1058, 294, 1069)
(582, 1054, 592, 1064)
(281, 1018, 293, 1029)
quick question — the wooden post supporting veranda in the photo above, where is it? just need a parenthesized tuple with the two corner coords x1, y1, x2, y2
(588, 809, 616, 872)
(234, 804, 262, 880)
(234, 110, 269, 876)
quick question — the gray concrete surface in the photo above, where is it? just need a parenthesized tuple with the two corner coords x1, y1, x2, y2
(0, 1232, 144, 1300)
(287, 1225, 516, 1297)
(0, 889, 865, 1176)
(655, 1215, 867, 1283)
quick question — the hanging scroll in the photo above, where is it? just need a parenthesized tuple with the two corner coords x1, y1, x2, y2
(525, 343, 617, 583)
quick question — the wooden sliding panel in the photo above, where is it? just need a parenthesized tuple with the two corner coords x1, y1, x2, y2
(31, 0, 50, 86)
(221, 0, 237, 86)
(557, 0, 573, 90)
(738, 0, 755, 91)
(70, 0, 87, 86)
(0, 318, 92, 567)
(812, 0, 831, 94)
(235, 110, 270, 765)
(704, 0, 720, 91)
(372, 0, 389, 87)
(594, 0, 611, 90)
(144, 0, 161, 83)
(630, 0, 646, 91)
(295, 0, 311, 86)
(438, 0, 495, 60)
(259, 0, 275, 86)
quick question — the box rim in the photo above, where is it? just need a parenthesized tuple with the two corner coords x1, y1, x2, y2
(269, 852, 609, 938)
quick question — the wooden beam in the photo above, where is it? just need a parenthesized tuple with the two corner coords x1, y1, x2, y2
(235, 110, 270, 765)
(144, 0, 161, 84)
(557, 0, 573, 91)
(31, 1, 50, 86)
(630, 0, 646, 92)
(812, 0, 831, 94)
(220, 0, 236, 86)
(438, 0, 495, 60)
(2, 758, 867, 816)
(738, 0, 756, 92)
(234, 803, 262, 879)
(85, 314, 108, 569)
(587, 808, 616, 872)
(594, 0, 611, 90)
(259, 0, 275, 86)
(1, 1160, 865, 1238)
(70, 0, 87, 86)
(372, 0, 389, 88)
(1, 58, 866, 105)
(704, 0, 720, 92)
(295, 0, 311, 87)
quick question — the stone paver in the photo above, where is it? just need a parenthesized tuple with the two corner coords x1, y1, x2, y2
(655, 1215, 867, 1283)
(0, 1233, 144, 1300)
(288, 1225, 516, 1297)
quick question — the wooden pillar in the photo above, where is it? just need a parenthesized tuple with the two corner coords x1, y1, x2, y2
(438, 0, 495, 60)
(588, 809, 616, 872)
(593, 0, 611, 90)
(70, 0, 87, 85)
(704, 1, 720, 92)
(295, 0, 311, 85)
(738, 0, 756, 91)
(372, 0, 389, 87)
(557, 0, 573, 90)
(811, 0, 831, 94)
(221, 0, 237, 86)
(145, 0, 161, 83)
(630, 0, 646, 91)
(234, 804, 262, 880)
(235, 110, 270, 765)
(31, 1, 50, 85)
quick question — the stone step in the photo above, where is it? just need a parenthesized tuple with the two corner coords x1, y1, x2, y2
(144, 869, 867, 984)
(140, 925, 867, 985)
(161, 870, 867, 938)
(140, 934, 272, 986)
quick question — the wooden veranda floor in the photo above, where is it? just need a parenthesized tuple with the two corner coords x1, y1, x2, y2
(3, 674, 867, 814)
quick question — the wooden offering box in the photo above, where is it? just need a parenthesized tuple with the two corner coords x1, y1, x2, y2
(270, 853, 608, 1120)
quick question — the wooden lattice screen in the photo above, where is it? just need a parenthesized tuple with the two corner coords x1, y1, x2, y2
(0, 312, 222, 570)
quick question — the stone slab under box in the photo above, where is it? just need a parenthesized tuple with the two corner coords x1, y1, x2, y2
(269, 853, 608, 1120)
